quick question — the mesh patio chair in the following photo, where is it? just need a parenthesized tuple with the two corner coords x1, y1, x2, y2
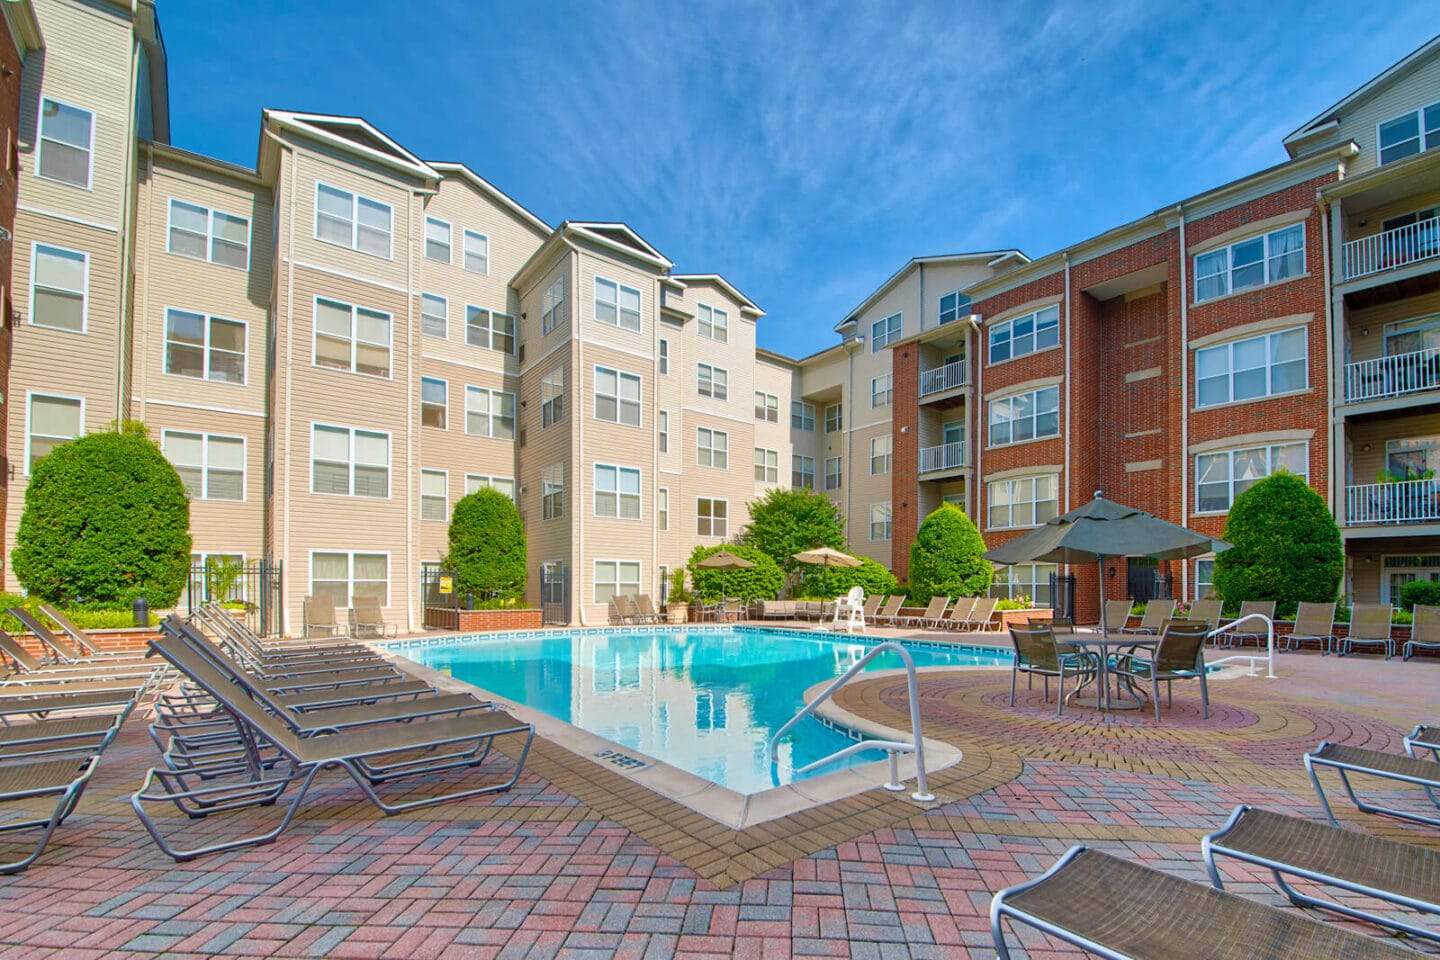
(1338, 603, 1395, 659)
(1121, 599, 1175, 635)
(1405, 605, 1440, 661)
(938, 597, 976, 631)
(1185, 599, 1222, 633)
(1305, 739, 1440, 828)
(1283, 602, 1336, 654)
(1007, 625, 1097, 717)
(1109, 619, 1211, 721)
(871, 596, 904, 626)
(302, 595, 345, 639)
(634, 595, 664, 624)
(8, 607, 148, 664)
(0, 630, 162, 687)
(349, 596, 398, 640)
(1225, 600, 1276, 648)
(1103, 599, 1134, 633)
(964, 596, 1000, 631)
(904, 596, 949, 628)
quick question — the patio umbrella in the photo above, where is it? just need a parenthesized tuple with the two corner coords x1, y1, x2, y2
(982, 492, 1230, 635)
(792, 546, 862, 598)
(695, 549, 754, 605)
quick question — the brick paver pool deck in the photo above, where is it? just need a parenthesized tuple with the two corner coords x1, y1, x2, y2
(1, 630, 1437, 958)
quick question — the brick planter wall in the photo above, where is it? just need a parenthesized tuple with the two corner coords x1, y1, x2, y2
(12, 627, 160, 659)
(998, 609, 1050, 630)
(454, 609, 543, 632)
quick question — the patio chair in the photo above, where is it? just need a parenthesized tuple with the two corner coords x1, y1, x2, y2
(937, 597, 976, 631)
(990, 845, 1418, 960)
(1121, 599, 1174, 635)
(1007, 625, 1097, 717)
(1405, 604, 1440, 661)
(871, 595, 904, 626)
(192, 605, 379, 669)
(7, 607, 148, 664)
(1305, 740, 1440, 828)
(37, 603, 118, 658)
(302, 595, 345, 639)
(1203, 804, 1440, 943)
(1185, 599, 1222, 632)
(607, 599, 624, 624)
(634, 595, 664, 624)
(905, 596, 949, 628)
(349, 596, 397, 640)
(1283, 601, 1336, 654)
(0, 630, 161, 685)
(1102, 599, 1134, 633)
(1338, 603, 1395, 659)
(860, 594, 883, 622)
(963, 596, 1000, 632)
(1109, 619, 1211, 721)
(1224, 600, 1276, 648)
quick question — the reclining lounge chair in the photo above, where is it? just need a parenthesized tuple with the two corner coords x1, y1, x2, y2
(1305, 740, 1440, 828)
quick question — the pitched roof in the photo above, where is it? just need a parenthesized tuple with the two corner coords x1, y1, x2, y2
(834, 251, 1028, 332)
(428, 162, 550, 236)
(263, 111, 437, 181)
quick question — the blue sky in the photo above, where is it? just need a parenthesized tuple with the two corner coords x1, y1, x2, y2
(163, 1, 1434, 359)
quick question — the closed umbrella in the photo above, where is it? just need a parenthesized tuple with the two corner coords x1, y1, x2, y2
(792, 546, 862, 598)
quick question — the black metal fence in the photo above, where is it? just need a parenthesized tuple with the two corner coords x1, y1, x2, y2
(186, 558, 282, 637)
(540, 562, 569, 625)
(421, 565, 460, 629)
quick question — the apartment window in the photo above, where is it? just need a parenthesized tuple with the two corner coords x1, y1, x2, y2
(697, 498, 727, 538)
(989, 386, 1059, 446)
(168, 199, 249, 269)
(420, 377, 447, 429)
(541, 366, 565, 428)
(871, 375, 892, 407)
(465, 386, 516, 439)
(594, 366, 641, 426)
(658, 410, 668, 453)
(463, 230, 489, 274)
(27, 394, 82, 472)
(37, 98, 92, 188)
(939, 290, 971, 325)
(868, 503, 892, 541)
(698, 303, 728, 342)
(792, 454, 815, 489)
(871, 435, 892, 475)
(824, 403, 843, 432)
(311, 424, 389, 498)
(311, 552, 388, 608)
(1195, 558, 1216, 600)
(989, 305, 1059, 364)
(1195, 442, 1307, 513)
(988, 475, 1059, 529)
(595, 276, 641, 331)
(166, 309, 246, 384)
(594, 464, 641, 519)
(424, 217, 451, 263)
(315, 183, 392, 258)
(755, 447, 779, 483)
(824, 456, 842, 491)
(465, 474, 515, 500)
(1194, 224, 1304, 302)
(314, 297, 391, 378)
(421, 294, 447, 339)
(30, 244, 87, 333)
(542, 463, 565, 519)
(871, 312, 902, 351)
(697, 363, 728, 400)
(1379, 100, 1440, 166)
(1195, 328, 1306, 408)
(755, 391, 778, 422)
(163, 431, 244, 501)
(658, 338, 669, 375)
(594, 560, 641, 605)
(542, 275, 566, 335)
(658, 488, 669, 531)
(992, 563, 1057, 606)
(943, 492, 967, 513)
(466, 306, 516, 354)
(420, 469, 448, 521)
(791, 400, 815, 431)
(696, 427, 728, 469)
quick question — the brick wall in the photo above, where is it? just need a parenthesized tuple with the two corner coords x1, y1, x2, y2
(454, 608, 543, 632)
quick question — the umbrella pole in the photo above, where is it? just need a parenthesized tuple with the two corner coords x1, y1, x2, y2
(1097, 559, 1107, 636)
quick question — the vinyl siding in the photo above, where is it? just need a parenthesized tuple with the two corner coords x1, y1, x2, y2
(1346, 291, 1440, 365)
(1326, 51, 1440, 177)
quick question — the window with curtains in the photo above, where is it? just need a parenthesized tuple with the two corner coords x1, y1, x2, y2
(311, 552, 389, 608)
(1195, 328, 1306, 407)
(987, 475, 1058, 529)
(420, 469, 447, 521)
(989, 386, 1059, 446)
(163, 431, 245, 501)
(168, 199, 249, 269)
(424, 217, 451, 263)
(465, 474, 514, 499)
(31, 244, 88, 333)
(38, 98, 93, 188)
(315, 183, 392, 258)
(871, 435, 892, 475)
(421, 293, 447, 339)
(871, 375, 892, 407)
(1194, 223, 1304, 302)
(165, 309, 247, 383)
(463, 229, 488, 274)
(313, 297, 390, 377)
(311, 424, 389, 497)
(27, 394, 82, 473)
(869, 503, 892, 541)
(1195, 442, 1307, 513)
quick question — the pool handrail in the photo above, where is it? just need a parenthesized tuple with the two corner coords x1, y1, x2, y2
(1204, 614, 1276, 679)
(766, 640, 933, 802)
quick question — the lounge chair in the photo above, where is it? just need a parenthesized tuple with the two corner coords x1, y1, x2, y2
(990, 845, 1417, 960)
(1203, 804, 1440, 943)
(0, 630, 160, 685)
(1405, 604, 1440, 661)
(1283, 601, 1336, 654)
(302, 595, 346, 638)
(935, 597, 975, 631)
(607, 599, 625, 624)
(905, 596, 949, 628)
(871, 595, 904, 626)
(1406, 723, 1440, 761)
(1224, 600, 1276, 648)
(1185, 599, 1222, 631)
(1102, 599, 1134, 633)
(1008, 625, 1097, 717)
(200, 603, 367, 655)
(1338, 603, 1395, 659)
(635, 595, 665, 624)
(38, 603, 122, 658)
(15, 606, 147, 662)
(1305, 740, 1440, 828)
(192, 605, 379, 669)
(963, 596, 1000, 631)
(860, 594, 882, 622)
(1109, 619, 1211, 721)
(349, 596, 397, 639)
(1121, 599, 1174, 635)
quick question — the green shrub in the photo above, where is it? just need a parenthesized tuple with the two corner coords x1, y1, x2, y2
(667, 568, 693, 605)
(1213, 472, 1342, 619)
(995, 597, 1031, 611)
(739, 488, 847, 574)
(12, 423, 191, 606)
(1399, 580, 1440, 612)
(796, 557, 897, 598)
(0, 593, 145, 635)
(687, 544, 784, 602)
(907, 504, 993, 604)
(1394, 609, 1414, 626)
(444, 489, 526, 602)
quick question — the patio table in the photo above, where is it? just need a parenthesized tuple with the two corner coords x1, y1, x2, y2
(1066, 634, 1159, 712)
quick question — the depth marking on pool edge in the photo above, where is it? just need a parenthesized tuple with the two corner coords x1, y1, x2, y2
(594, 748, 649, 770)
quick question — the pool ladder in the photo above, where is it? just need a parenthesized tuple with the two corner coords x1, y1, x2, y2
(767, 641, 934, 802)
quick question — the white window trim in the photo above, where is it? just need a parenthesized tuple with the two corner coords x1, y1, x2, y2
(871, 312, 902, 352)
(164, 307, 248, 386)
(658, 487, 669, 531)
(593, 276, 641, 332)
(871, 375, 892, 408)
(25, 391, 84, 476)
(162, 430, 247, 503)
(463, 229, 489, 275)
(791, 401, 816, 431)
(309, 549, 391, 608)
(593, 365, 643, 427)
(869, 502, 892, 541)
(987, 473, 1060, 530)
(592, 463, 642, 521)
(988, 385, 1061, 448)
(1193, 326, 1308, 410)
(541, 464, 565, 520)
(465, 304, 517, 354)
(420, 376, 447, 430)
(421, 293, 448, 340)
(792, 454, 816, 488)
(166, 198, 252, 271)
(542, 275, 566, 335)
(696, 362, 728, 400)
(1377, 100, 1440, 166)
(988, 305, 1060, 366)
(696, 426, 728, 469)
(697, 302, 729, 342)
(424, 216, 452, 264)
(36, 96, 94, 190)
(593, 559, 642, 604)
(1193, 222, 1305, 304)
(939, 290, 971, 325)
(313, 182, 394, 260)
(420, 468, 448, 522)
(870, 435, 892, 475)
(29, 241, 89, 334)
(312, 296, 393, 380)
(463, 385, 517, 440)
(696, 497, 728, 538)
(824, 455, 842, 491)
(755, 447, 779, 484)
(1193, 441, 1309, 516)
(464, 474, 516, 500)
(309, 422, 392, 500)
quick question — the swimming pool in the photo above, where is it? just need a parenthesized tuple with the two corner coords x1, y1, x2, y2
(393, 626, 1009, 795)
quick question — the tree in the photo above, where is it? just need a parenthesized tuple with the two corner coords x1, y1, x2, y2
(444, 488, 526, 605)
(687, 544, 784, 602)
(907, 504, 992, 604)
(12, 423, 191, 606)
(797, 557, 898, 598)
(739, 488, 847, 575)
(1213, 472, 1341, 617)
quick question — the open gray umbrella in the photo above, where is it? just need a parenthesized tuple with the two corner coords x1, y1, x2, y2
(983, 492, 1230, 635)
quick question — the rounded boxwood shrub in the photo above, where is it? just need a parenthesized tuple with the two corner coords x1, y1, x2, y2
(1213, 471, 1342, 618)
(1400, 580, 1440, 613)
(797, 557, 897, 599)
(12, 423, 192, 606)
(687, 544, 784, 602)
(444, 488, 526, 603)
(907, 504, 992, 603)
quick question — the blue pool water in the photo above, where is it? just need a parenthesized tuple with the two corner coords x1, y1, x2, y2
(395, 627, 1009, 795)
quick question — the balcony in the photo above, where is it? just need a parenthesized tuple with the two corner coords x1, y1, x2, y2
(919, 360, 967, 398)
(1344, 348, 1440, 403)
(1345, 479, 1440, 526)
(1341, 216, 1440, 282)
(919, 441, 966, 474)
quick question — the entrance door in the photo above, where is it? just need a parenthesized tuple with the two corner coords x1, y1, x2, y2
(1127, 557, 1157, 602)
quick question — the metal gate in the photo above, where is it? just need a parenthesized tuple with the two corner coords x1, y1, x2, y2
(1125, 559, 1173, 602)
(540, 562, 569, 625)
(1049, 573, 1076, 620)
(421, 565, 459, 630)
(186, 558, 283, 637)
